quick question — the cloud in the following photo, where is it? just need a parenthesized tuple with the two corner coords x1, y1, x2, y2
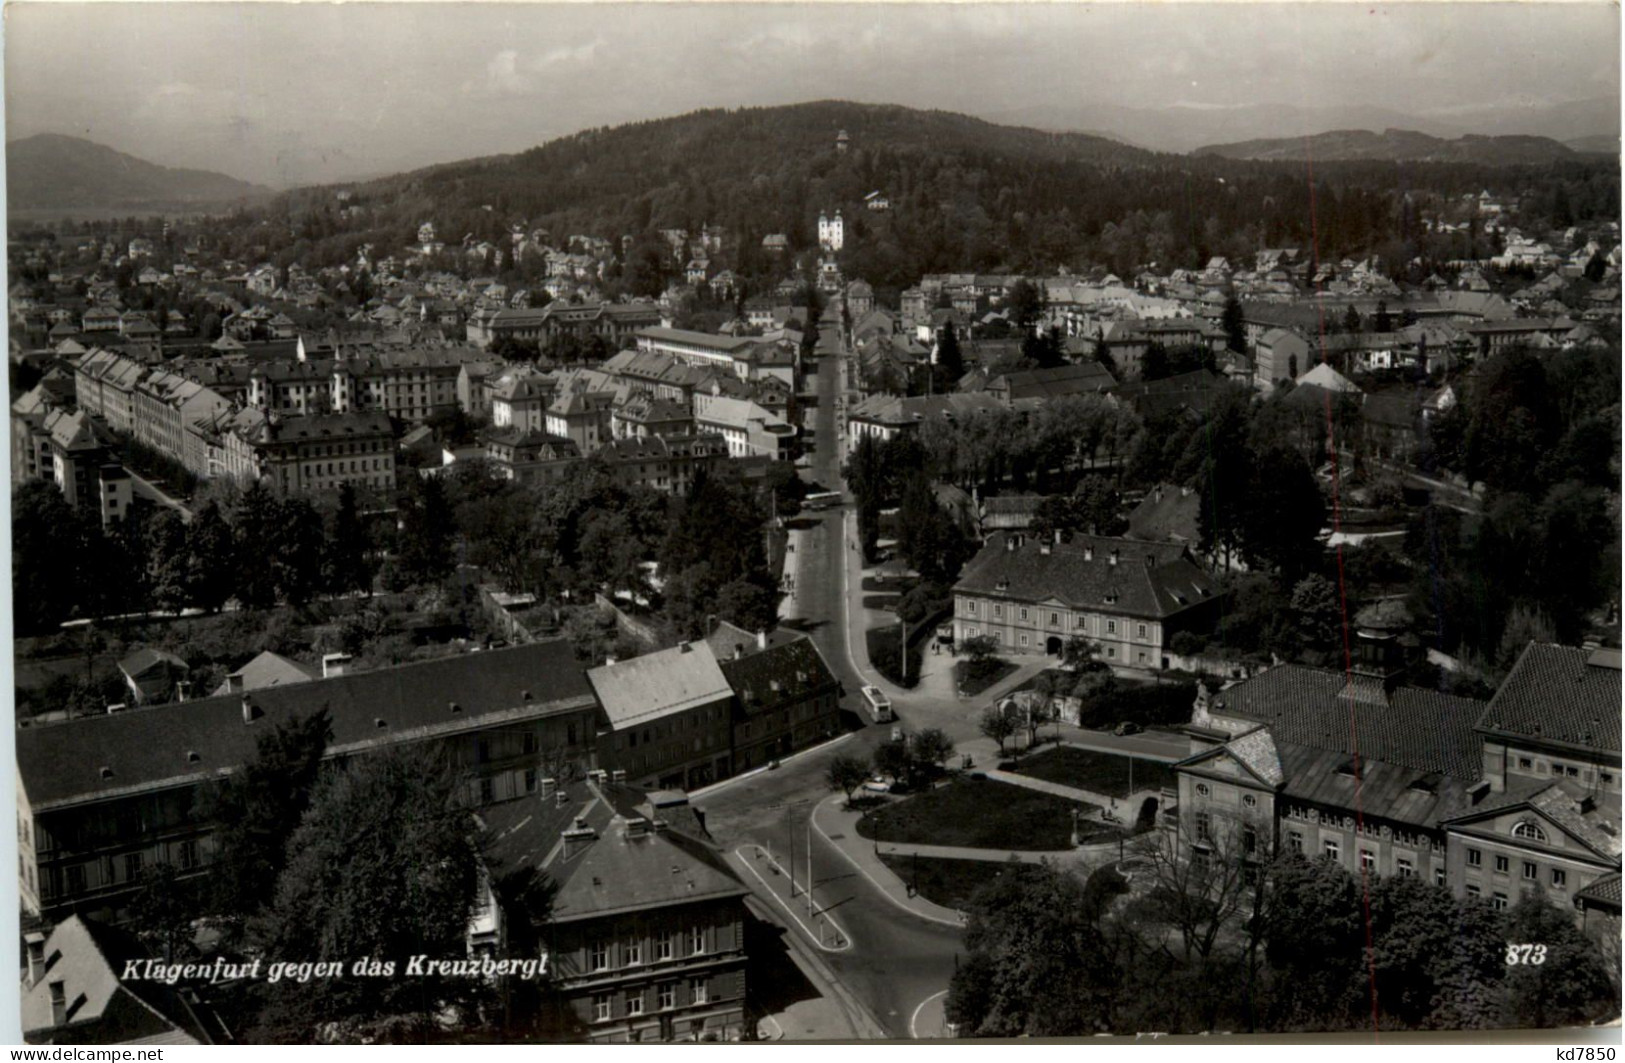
(463, 39, 606, 97)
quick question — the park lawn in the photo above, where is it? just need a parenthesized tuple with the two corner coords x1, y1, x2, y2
(1013, 746, 1177, 799)
(955, 659, 1019, 698)
(854, 777, 1095, 851)
(876, 853, 1045, 911)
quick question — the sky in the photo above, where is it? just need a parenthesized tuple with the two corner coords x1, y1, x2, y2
(5, 2, 1619, 187)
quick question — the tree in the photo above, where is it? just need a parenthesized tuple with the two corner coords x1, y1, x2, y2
(1373, 300, 1392, 334)
(935, 320, 964, 379)
(128, 862, 203, 962)
(249, 747, 486, 1041)
(1061, 633, 1099, 672)
(1500, 891, 1618, 1029)
(978, 704, 1018, 756)
(872, 739, 911, 786)
(185, 500, 237, 613)
(1364, 873, 1504, 1029)
(1221, 295, 1246, 353)
(911, 728, 955, 776)
(714, 575, 780, 634)
(271, 496, 327, 607)
(1240, 445, 1325, 578)
(325, 481, 374, 597)
(232, 482, 283, 609)
(1141, 341, 1172, 382)
(1342, 305, 1363, 334)
(826, 753, 871, 804)
(396, 472, 457, 587)
(205, 709, 333, 930)
(1289, 574, 1343, 660)
(12, 481, 91, 633)
(1005, 278, 1044, 330)
(947, 860, 1119, 1036)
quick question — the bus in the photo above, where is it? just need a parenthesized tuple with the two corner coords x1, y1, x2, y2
(860, 684, 894, 724)
(804, 490, 843, 510)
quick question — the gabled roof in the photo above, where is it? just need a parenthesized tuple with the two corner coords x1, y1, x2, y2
(210, 650, 319, 696)
(1443, 777, 1622, 862)
(18, 640, 594, 810)
(22, 915, 223, 1043)
(587, 641, 731, 730)
(1205, 664, 1487, 779)
(1476, 643, 1622, 754)
(953, 531, 1218, 619)
(710, 624, 839, 719)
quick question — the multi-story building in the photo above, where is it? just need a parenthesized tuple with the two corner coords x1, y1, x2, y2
(952, 532, 1224, 669)
(481, 427, 581, 484)
(633, 328, 796, 389)
(332, 347, 465, 423)
(1445, 643, 1621, 917)
(590, 642, 736, 791)
(704, 622, 842, 775)
(490, 371, 557, 433)
(845, 392, 1005, 455)
(690, 392, 796, 461)
(611, 395, 693, 440)
(247, 359, 337, 416)
(478, 782, 749, 1042)
(466, 302, 662, 350)
(242, 411, 397, 495)
(16, 639, 601, 925)
(546, 390, 616, 454)
(599, 434, 724, 495)
(1172, 639, 1621, 931)
(42, 409, 131, 528)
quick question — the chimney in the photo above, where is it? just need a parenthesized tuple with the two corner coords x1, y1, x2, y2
(734, 643, 745, 661)
(625, 817, 650, 838)
(1109, 549, 1119, 567)
(757, 630, 768, 651)
(612, 769, 627, 784)
(678, 642, 691, 654)
(1040, 543, 1052, 556)
(540, 777, 557, 799)
(604, 656, 617, 666)
(175, 680, 189, 704)
(242, 695, 261, 724)
(1053, 527, 1062, 546)
(1084, 545, 1094, 561)
(562, 820, 597, 859)
(322, 653, 351, 679)
(227, 672, 245, 694)
(1006, 537, 1016, 553)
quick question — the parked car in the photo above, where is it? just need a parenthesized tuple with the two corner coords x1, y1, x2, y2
(1114, 721, 1143, 736)
(862, 778, 891, 794)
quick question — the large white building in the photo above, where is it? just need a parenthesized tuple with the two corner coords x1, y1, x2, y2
(818, 210, 845, 252)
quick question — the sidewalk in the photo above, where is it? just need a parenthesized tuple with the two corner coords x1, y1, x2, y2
(982, 766, 1166, 821)
(810, 794, 967, 927)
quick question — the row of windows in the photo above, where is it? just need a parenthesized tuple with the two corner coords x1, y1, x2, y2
(959, 601, 1151, 640)
(592, 979, 711, 1022)
(1465, 848, 1568, 888)
(589, 927, 709, 971)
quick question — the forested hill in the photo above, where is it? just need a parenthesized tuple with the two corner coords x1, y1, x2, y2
(1194, 129, 1581, 165)
(229, 101, 1619, 288)
(7, 134, 269, 214)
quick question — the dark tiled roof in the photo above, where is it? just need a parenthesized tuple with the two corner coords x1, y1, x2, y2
(1275, 739, 1473, 829)
(1126, 484, 1201, 542)
(256, 411, 393, 443)
(716, 632, 838, 720)
(954, 532, 1218, 619)
(480, 783, 746, 924)
(1575, 871, 1622, 909)
(1476, 643, 1622, 754)
(1209, 664, 1487, 779)
(1110, 369, 1233, 419)
(18, 640, 593, 810)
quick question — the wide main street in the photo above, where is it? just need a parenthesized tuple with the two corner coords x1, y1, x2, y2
(693, 309, 967, 1040)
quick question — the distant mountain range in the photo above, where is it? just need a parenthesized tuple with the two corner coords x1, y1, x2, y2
(983, 95, 1620, 156)
(6, 134, 270, 214)
(1192, 129, 1584, 165)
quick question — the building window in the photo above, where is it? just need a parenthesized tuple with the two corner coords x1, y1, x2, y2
(1019, 608, 1029, 621)
(656, 932, 675, 961)
(1324, 840, 1340, 863)
(125, 851, 143, 882)
(590, 942, 609, 972)
(593, 994, 612, 1022)
(1494, 855, 1509, 874)
(1397, 858, 1414, 878)
(1019, 635, 1029, 648)
(1242, 827, 1257, 854)
(1466, 884, 1482, 898)
(627, 993, 644, 1017)
(1512, 821, 1547, 843)
(1492, 892, 1509, 911)
(658, 984, 675, 1011)
(1106, 620, 1117, 635)
(625, 938, 643, 966)
(1467, 848, 1481, 867)
(1435, 867, 1447, 888)
(1195, 783, 1210, 797)
(993, 605, 1003, 619)
(1517, 757, 1533, 769)
(1603, 772, 1615, 785)
(1242, 794, 1257, 808)
(1288, 831, 1303, 854)
(524, 768, 538, 794)
(1522, 861, 1538, 882)
(692, 978, 709, 1006)
(1552, 869, 1567, 888)
(1194, 811, 1211, 841)
(1137, 623, 1147, 638)
(689, 925, 706, 956)
(1360, 850, 1376, 873)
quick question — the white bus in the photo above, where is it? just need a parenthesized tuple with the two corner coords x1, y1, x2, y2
(804, 490, 843, 510)
(860, 684, 893, 724)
